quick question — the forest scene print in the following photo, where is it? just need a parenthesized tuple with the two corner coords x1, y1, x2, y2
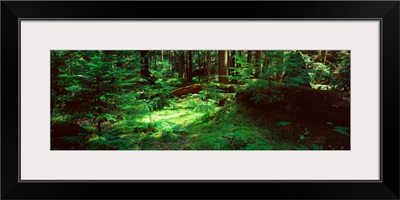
(51, 50, 350, 150)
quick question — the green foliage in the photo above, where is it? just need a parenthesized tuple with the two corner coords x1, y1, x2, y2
(51, 50, 350, 150)
(153, 121, 188, 135)
(96, 113, 118, 122)
(299, 130, 310, 141)
(196, 100, 216, 114)
(199, 85, 225, 101)
(299, 135, 305, 140)
(300, 50, 350, 91)
(326, 122, 350, 136)
(52, 50, 142, 133)
(333, 126, 350, 136)
(190, 125, 273, 150)
(186, 94, 217, 118)
(312, 144, 324, 150)
(251, 91, 285, 105)
(294, 146, 309, 150)
(139, 83, 177, 111)
(245, 80, 285, 105)
(276, 121, 292, 127)
(109, 120, 146, 134)
(331, 50, 350, 91)
(279, 51, 310, 87)
(87, 134, 134, 150)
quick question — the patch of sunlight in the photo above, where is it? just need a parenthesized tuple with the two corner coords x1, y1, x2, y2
(248, 78, 259, 82)
(166, 78, 181, 84)
(118, 134, 134, 139)
(176, 100, 198, 109)
(157, 111, 188, 118)
(137, 106, 212, 126)
(87, 134, 100, 142)
(311, 83, 332, 90)
(151, 132, 163, 138)
(189, 133, 199, 138)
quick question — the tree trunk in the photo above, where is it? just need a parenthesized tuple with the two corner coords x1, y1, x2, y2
(198, 51, 201, 82)
(318, 50, 322, 61)
(139, 50, 155, 84)
(255, 50, 262, 78)
(206, 51, 211, 83)
(140, 50, 149, 76)
(227, 51, 231, 75)
(172, 83, 205, 96)
(230, 50, 236, 75)
(104, 50, 115, 55)
(178, 51, 184, 78)
(247, 50, 253, 66)
(187, 51, 193, 82)
(218, 50, 229, 84)
(280, 51, 286, 82)
(264, 50, 269, 79)
(169, 50, 174, 73)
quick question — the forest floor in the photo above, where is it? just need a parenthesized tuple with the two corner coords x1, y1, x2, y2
(141, 95, 350, 150)
(52, 89, 350, 150)
(133, 96, 281, 150)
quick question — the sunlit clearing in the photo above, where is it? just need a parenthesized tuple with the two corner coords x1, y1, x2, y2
(137, 108, 207, 126)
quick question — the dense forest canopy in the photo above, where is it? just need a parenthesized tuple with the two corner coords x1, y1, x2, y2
(51, 50, 350, 150)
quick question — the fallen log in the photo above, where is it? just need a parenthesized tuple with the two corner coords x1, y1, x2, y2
(172, 83, 237, 97)
(172, 83, 206, 96)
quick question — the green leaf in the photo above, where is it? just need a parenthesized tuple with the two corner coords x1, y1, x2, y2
(333, 126, 350, 136)
(276, 121, 292, 127)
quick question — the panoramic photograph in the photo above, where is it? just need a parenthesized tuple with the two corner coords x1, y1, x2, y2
(51, 50, 350, 150)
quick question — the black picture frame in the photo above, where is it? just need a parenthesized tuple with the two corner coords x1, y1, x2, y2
(1, 1, 399, 199)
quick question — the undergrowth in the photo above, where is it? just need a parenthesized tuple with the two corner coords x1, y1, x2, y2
(52, 89, 348, 150)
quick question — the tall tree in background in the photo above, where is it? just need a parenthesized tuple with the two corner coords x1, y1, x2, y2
(255, 50, 262, 77)
(178, 51, 185, 78)
(140, 51, 155, 84)
(218, 50, 229, 84)
(187, 51, 193, 82)
(229, 50, 236, 75)
(160, 50, 164, 69)
(169, 51, 175, 66)
(152, 51, 157, 70)
(197, 51, 202, 81)
(264, 50, 269, 70)
(206, 51, 211, 83)
(247, 50, 253, 66)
